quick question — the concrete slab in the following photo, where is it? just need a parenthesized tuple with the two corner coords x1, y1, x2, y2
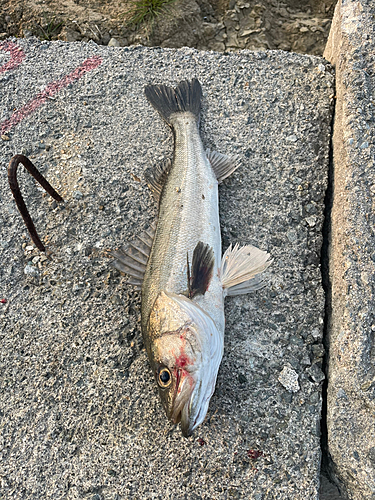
(0, 38, 333, 499)
(324, 1, 375, 498)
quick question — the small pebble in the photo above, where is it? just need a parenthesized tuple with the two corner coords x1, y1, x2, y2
(306, 216, 317, 227)
(361, 272, 369, 285)
(1, 134, 10, 141)
(337, 388, 348, 399)
(286, 134, 298, 142)
(286, 230, 297, 243)
(108, 38, 121, 47)
(307, 364, 325, 383)
(110, 294, 123, 305)
(25, 245, 34, 251)
(278, 365, 300, 393)
(73, 191, 83, 200)
(24, 265, 39, 278)
(301, 354, 311, 366)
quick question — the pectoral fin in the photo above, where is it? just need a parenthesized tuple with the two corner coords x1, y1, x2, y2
(187, 241, 214, 298)
(110, 221, 156, 289)
(220, 243, 272, 296)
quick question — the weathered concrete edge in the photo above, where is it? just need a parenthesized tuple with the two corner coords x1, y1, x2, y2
(323, 2, 349, 495)
(324, 1, 375, 498)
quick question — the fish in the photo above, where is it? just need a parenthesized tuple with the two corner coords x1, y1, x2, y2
(111, 79, 271, 437)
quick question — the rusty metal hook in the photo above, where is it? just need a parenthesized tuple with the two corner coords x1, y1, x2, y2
(8, 154, 63, 252)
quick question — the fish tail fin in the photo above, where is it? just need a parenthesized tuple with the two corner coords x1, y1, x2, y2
(144, 79, 202, 125)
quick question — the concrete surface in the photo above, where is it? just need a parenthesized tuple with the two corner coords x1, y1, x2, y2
(0, 39, 333, 499)
(324, 1, 375, 499)
(324, 0, 375, 500)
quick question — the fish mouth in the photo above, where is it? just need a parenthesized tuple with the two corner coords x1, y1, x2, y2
(170, 376, 210, 438)
(180, 400, 202, 438)
(169, 369, 194, 429)
(173, 397, 196, 438)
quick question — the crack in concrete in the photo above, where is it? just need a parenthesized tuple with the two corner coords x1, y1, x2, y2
(319, 85, 344, 500)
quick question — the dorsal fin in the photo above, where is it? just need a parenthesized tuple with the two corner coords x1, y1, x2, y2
(144, 159, 172, 204)
(206, 149, 239, 183)
(187, 241, 214, 298)
(110, 221, 156, 290)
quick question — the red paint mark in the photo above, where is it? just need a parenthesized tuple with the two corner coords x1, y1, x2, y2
(0, 41, 25, 73)
(0, 299, 7, 304)
(247, 449, 263, 460)
(1, 56, 102, 135)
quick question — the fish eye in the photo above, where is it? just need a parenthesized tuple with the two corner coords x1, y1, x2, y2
(158, 367, 172, 388)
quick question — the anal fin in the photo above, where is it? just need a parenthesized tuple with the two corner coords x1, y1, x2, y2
(110, 221, 156, 290)
(144, 160, 172, 204)
(221, 243, 272, 297)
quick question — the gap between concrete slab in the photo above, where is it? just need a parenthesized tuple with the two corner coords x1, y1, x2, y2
(319, 89, 343, 500)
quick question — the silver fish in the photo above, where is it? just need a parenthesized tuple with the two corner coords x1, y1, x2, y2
(112, 79, 271, 436)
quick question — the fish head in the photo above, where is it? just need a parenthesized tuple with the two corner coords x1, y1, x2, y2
(148, 291, 223, 437)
